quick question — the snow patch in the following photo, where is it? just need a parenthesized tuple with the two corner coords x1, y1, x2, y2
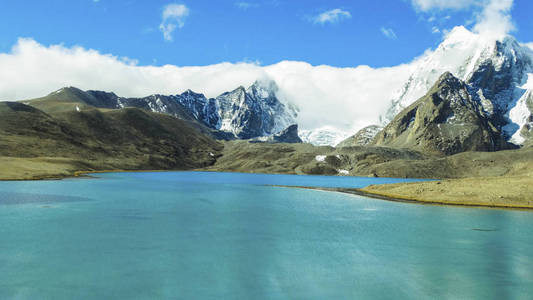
(504, 89, 532, 145)
(300, 126, 351, 146)
(337, 169, 349, 175)
(315, 155, 326, 162)
(219, 119, 234, 133)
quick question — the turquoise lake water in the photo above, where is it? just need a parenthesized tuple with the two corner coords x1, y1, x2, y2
(1, 171, 532, 299)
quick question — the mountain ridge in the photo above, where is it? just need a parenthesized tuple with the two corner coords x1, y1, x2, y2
(27, 80, 299, 142)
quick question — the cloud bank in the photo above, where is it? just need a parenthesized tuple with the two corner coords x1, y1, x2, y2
(0, 38, 413, 135)
(159, 3, 190, 41)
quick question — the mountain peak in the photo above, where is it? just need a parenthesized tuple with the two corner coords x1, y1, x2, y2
(435, 72, 462, 87)
(182, 89, 204, 98)
(50, 86, 84, 96)
(443, 26, 475, 43)
(438, 71, 456, 81)
(247, 79, 279, 99)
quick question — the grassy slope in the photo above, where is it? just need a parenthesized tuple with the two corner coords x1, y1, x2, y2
(0, 157, 88, 180)
(0, 102, 222, 179)
(360, 148, 533, 208)
(204, 141, 425, 176)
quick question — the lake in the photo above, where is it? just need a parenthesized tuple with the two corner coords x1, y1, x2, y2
(1, 171, 532, 299)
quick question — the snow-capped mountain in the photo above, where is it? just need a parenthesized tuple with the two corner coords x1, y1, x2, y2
(48, 80, 298, 141)
(382, 26, 533, 145)
(175, 80, 298, 139)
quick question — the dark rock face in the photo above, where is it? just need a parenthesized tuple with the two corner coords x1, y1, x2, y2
(273, 124, 303, 143)
(249, 124, 303, 144)
(467, 39, 533, 128)
(177, 90, 220, 127)
(372, 72, 511, 155)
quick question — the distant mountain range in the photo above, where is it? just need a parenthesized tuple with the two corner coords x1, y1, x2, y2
(2, 26, 531, 164)
(30, 80, 299, 143)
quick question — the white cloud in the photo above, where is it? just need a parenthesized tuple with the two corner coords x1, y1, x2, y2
(380, 27, 397, 40)
(411, 0, 477, 11)
(235, 2, 258, 10)
(524, 42, 533, 51)
(472, 0, 514, 40)
(0, 38, 414, 136)
(159, 3, 189, 41)
(431, 26, 441, 34)
(411, 0, 515, 40)
(312, 8, 351, 25)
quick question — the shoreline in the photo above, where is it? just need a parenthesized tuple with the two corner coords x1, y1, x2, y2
(2, 167, 532, 211)
(274, 185, 533, 211)
(0, 168, 191, 181)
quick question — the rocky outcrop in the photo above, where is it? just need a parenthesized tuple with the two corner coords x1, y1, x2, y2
(249, 124, 303, 144)
(272, 124, 302, 143)
(372, 72, 511, 156)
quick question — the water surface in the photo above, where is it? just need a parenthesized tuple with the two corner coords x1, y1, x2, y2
(0, 172, 532, 299)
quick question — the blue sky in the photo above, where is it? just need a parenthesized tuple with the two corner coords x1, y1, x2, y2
(0, 0, 531, 68)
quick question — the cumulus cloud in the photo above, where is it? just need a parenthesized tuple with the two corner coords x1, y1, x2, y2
(311, 8, 351, 25)
(380, 27, 398, 40)
(472, 0, 514, 39)
(0, 38, 414, 136)
(525, 42, 533, 51)
(159, 3, 189, 41)
(411, 0, 515, 40)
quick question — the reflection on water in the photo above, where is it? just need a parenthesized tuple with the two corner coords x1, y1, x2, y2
(0, 171, 532, 299)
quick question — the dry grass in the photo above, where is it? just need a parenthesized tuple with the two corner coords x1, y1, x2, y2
(0, 157, 81, 180)
(362, 174, 533, 209)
